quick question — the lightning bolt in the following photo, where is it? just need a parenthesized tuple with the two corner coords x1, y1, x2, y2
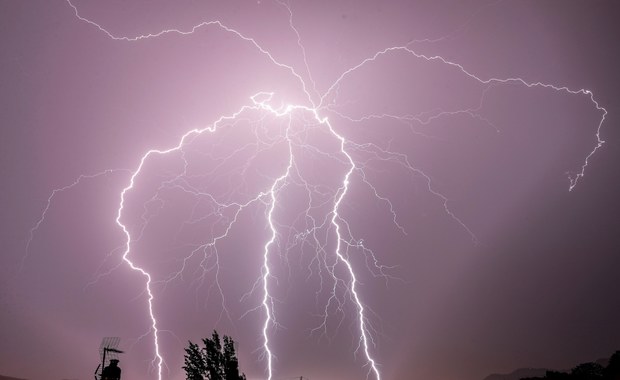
(321, 45, 607, 192)
(25, 1, 608, 380)
(23, 169, 129, 273)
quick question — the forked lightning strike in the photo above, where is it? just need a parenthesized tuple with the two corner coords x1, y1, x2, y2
(25, 1, 608, 380)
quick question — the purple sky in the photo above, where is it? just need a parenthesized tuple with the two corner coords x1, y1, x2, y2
(1, 1, 619, 380)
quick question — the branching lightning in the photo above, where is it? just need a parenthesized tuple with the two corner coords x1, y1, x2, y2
(25, 1, 608, 380)
(23, 169, 129, 273)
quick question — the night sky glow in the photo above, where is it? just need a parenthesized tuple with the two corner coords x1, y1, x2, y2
(2, 1, 620, 380)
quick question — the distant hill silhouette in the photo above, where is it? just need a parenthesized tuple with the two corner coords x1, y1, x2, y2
(0, 374, 27, 380)
(482, 353, 617, 380)
(484, 368, 549, 380)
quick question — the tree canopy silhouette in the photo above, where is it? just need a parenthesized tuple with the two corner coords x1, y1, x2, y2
(183, 330, 247, 380)
(521, 351, 620, 380)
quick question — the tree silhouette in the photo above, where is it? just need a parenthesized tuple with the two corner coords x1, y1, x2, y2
(520, 351, 620, 380)
(545, 370, 572, 380)
(183, 331, 247, 380)
(571, 363, 604, 380)
(184, 341, 206, 380)
(522, 370, 572, 380)
(605, 351, 620, 380)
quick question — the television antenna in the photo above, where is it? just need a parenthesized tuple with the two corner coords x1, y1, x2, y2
(94, 337, 124, 380)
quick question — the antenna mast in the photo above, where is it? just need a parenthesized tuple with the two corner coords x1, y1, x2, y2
(95, 337, 124, 380)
